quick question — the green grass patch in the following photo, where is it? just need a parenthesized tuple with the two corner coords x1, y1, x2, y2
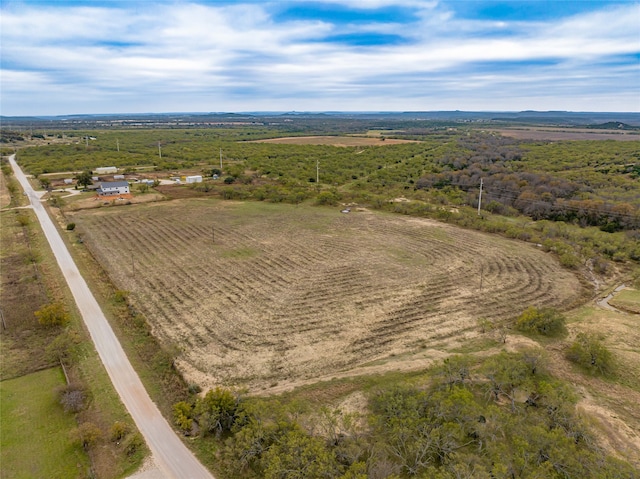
(609, 288, 640, 314)
(0, 368, 91, 479)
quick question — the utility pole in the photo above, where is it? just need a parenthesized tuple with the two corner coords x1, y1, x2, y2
(85, 136, 89, 149)
(316, 160, 320, 184)
(477, 178, 483, 216)
(219, 148, 223, 172)
(116, 139, 120, 152)
(158, 142, 162, 159)
(212, 226, 215, 243)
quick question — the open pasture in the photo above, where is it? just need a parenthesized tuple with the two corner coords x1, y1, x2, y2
(71, 200, 584, 391)
(248, 135, 420, 146)
(489, 127, 640, 141)
(0, 368, 90, 478)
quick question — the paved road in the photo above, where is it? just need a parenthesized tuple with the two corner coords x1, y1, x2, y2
(9, 155, 213, 479)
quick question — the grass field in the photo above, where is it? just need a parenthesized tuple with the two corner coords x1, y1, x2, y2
(69, 199, 584, 392)
(0, 368, 91, 479)
(0, 208, 55, 380)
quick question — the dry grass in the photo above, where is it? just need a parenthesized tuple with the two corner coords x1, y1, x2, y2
(488, 127, 640, 141)
(247, 135, 420, 146)
(0, 209, 54, 379)
(68, 199, 584, 392)
(541, 303, 640, 467)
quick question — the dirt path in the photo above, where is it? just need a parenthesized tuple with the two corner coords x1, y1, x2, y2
(8, 155, 213, 479)
(596, 284, 627, 313)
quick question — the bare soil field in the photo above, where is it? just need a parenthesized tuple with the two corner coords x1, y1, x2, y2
(248, 135, 420, 146)
(489, 127, 640, 141)
(69, 200, 584, 392)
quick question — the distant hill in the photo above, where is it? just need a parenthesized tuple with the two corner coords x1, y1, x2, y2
(587, 121, 639, 130)
(2, 111, 639, 127)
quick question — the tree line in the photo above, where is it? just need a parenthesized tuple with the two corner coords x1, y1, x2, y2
(172, 349, 634, 479)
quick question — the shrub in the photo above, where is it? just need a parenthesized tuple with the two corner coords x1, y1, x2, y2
(559, 252, 580, 268)
(188, 382, 202, 394)
(515, 306, 565, 336)
(73, 422, 102, 449)
(59, 384, 85, 413)
(173, 401, 194, 433)
(566, 333, 615, 375)
(110, 421, 131, 442)
(477, 318, 494, 334)
(46, 329, 82, 363)
(113, 290, 130, 303)
(122, 432, 144, 456)
(35, 302, 71, 328)
(16, 213, 30, 226)
(66, 222, 76, 230)
(315, 191, 340, 206)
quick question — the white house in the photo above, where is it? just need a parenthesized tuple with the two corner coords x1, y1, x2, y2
(186, 175, 203, 184)
(95, 166, 118, 174)
(97, 181, 130, 196)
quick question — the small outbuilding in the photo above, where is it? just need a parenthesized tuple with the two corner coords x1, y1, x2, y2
(95, 166, 118, 174)
(186, 175, 203, 184)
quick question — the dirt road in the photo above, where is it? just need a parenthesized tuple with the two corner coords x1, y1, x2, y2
(596, 284, 627, 313)
(8, 155, 213, 479)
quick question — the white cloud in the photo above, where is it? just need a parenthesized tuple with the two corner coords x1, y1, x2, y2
(0, 1, 638, 115)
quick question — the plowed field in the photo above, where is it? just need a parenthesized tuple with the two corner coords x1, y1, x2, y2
(70, 200, 584, 391)
(248, 135, 419, 146)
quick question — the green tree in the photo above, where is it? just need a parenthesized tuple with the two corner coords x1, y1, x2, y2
(482, 352, 531, 410)
(261, 429, 339, 479)
(566, 333, 615, 375)
(76, 170, 93, 188)
(435, 355, 472, 389)
(194, 387, 238, 437)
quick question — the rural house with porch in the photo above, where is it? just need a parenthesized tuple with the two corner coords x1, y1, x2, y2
(97, 181, 130, 196)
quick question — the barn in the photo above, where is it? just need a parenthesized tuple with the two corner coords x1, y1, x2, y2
(95, 166, 118, 174)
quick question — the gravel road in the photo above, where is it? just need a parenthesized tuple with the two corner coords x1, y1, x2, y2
(9, 155, 213, 479)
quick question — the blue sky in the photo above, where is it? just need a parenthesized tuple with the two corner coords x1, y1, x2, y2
(1, 0, 638, 115)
